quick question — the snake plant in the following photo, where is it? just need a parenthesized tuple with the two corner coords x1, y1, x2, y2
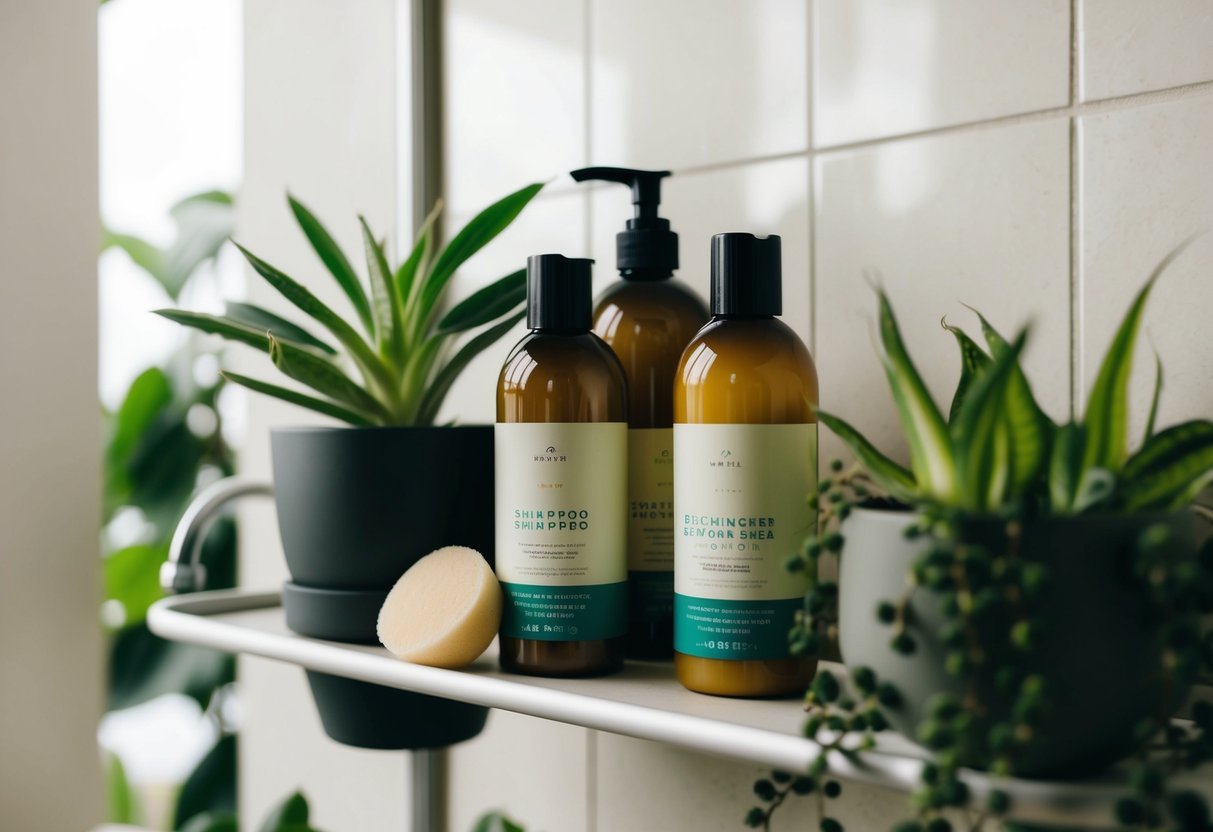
(157, 183, 543, 426)
(820, 237, 1212, 515)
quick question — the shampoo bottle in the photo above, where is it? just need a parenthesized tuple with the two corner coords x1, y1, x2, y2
(673, 233, 818, 697)
(495, 254, 629, 677)
(570, 167, 709, 658)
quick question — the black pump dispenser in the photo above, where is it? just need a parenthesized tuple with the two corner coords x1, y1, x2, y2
(570, 167, 678, 280)
(710, 233, 782, 317)
(527, 254, 594, 331)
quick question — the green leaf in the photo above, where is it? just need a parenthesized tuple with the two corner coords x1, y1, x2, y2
(108, 623, 233, 712)
(180, 813, 238, 832)
(174, 734, 237, 830)
(1073, 466, 1117, 513)
(815, 410, 917, 501)
(106, 753, 142, 825)
(233, 242, 395, 394)
(268, 336, 391, 423)
(221, 372, 375, 426)
(1083, 236, 1199, 472)
(154, 309, 272, 352)
(875, 287, 956, 501)
(259, 791, 310, 832)
(359, 216, 405, 364)
(1142, 348, 1163, 446)
(941, 318, 991, 424)
(951, 328, 1028, 510)
(415, 311, 525, 425)
(102, 229, 165, 281)
(106, 367, 173, 507)
(104, 544, 167, 627)
(1121, 420, 1213, 511)
(1047, 422, 1086, 513)
(436, 269, 526, 334)
(288, 194, 374, 335)
(416, 182, 542, 331)
(224, 302, 336, 354)
(397, 199, 444, 310)
(472, 812, 526, 832)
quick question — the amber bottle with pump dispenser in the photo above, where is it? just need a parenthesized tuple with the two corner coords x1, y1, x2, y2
(495, 254, 628, 677)
(673, 233, 818, 697)
(570, 167, 709, 659)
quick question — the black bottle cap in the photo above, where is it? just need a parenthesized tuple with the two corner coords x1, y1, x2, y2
(710, 233, 782, 317)
(569, 167, 678, 279)
(526, 254, 594, 331)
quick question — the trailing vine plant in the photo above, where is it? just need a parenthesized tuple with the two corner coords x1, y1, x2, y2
(747, 239, 1213, 832)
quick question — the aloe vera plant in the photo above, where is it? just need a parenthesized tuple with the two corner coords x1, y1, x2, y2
(821, 237, 1211, 515)
(157, 183, 543, 426)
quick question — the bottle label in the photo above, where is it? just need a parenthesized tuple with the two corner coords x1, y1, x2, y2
(673, 423, 817, 660)
(627, 427, 675, 628)
(495, 422, 628, 641)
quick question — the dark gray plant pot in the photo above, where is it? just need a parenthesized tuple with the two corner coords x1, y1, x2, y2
(838, 506, 1195, 778)
(269, 425, 495, 750)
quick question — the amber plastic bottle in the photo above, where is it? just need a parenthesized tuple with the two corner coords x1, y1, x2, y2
(496, 254, 628, 677)
(572, 167, 709, 658)
(673, 233, 819, 697)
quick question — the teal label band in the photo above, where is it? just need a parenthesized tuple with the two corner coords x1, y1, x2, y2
(674, 594, 801, 660)
(501, 582, 627, 642)
(627, 570, 674, 627)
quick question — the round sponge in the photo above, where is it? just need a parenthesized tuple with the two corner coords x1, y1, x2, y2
(377, 546, 502, 668)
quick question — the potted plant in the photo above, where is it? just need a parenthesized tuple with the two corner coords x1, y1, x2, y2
(751, 240, 1213, 831)
(159, 182, 542, 749)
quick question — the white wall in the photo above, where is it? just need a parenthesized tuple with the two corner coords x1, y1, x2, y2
(438, 1, 1213, 829)
(0, 0, 104, 829)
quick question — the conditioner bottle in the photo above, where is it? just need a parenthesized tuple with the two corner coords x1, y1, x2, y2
(496, 254, 628, 677)
(673, 233, 818, 697)
(571, 166, 709, 658)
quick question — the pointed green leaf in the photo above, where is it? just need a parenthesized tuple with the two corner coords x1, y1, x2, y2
(1073, 467, 1117, 513)
(398, 335, 446, 421)
(288, 194, 374, 334)
(876, 288, 956, 501)
(259, 791, 309, 832)
(268, 336, 391, 422)
(221, 372, 376, 426)
(102, 229, 165, 283)
(1048, 422, 1086, 513)
(106, 753, 141, 825)
(436, 269, 527, 334)
(1121, 420, 1213, 511)
(155, 309, 272, 352)
(416, 182, 543, 329)
(359, 216, 405, 364)
(233, 242, 394, 393)
(816, 410, 917, 501)
(104, 544, 166, 627)
(1142, 348, 1163, 446)
(942, 318, 991, 424)
(224, 301, 336, 354)
(415, 311, 525, 425)
(397, 199, 444, 308)
(1083, 236, 1199, 471)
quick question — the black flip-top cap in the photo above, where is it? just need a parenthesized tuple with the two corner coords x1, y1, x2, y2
(526, 254, 594, 331)
(710, 233, 782, 316)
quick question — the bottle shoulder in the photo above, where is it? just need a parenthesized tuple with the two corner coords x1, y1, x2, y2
(679, 317, 816, 374)
(593, 279, 710, 326)
(498, 332, 627, 400)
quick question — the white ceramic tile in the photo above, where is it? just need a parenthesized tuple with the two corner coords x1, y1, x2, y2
(443, 0, 586, 215)
(593, 732, 908, 831)
(1080, 0, 1213, 101)
(1078, 95, 1213, 441)
(437, 189, 589, 425)
(813, 0, 1070, 147)
(448, 711, 589, 832)
(589, 157, 811, 343)
(814, 119, 1071, 468)
(590, 0, 808, 169)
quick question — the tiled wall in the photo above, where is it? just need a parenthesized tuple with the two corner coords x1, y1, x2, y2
(439, 1, 1213, 829)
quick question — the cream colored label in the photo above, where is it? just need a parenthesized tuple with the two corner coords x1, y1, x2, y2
(628, 427, 675, 571)
(674, 423, 817, 602)
(495, 422, 627, 587)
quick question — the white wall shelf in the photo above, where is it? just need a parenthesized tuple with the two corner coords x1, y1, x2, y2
(149, 590, 1212, 830)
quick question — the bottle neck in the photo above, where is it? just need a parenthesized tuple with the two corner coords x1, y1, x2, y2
(530, 326, 589, 336)
(711, 312, 777, 321)
(621, 267, 673, 282)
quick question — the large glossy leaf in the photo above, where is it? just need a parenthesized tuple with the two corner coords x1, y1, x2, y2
(174, 734, 236, 830)
(104, 544, 167, 628)
(941, 318, 991, 424)
(816, 410, 917, 501)
(125, 408, 210, 536)
(106, 753, 142, 825)
(1121, 420, 1213, 511)
(360, 217, 405, 364)
(224, 302, 336, 354)
(154, 309, 273, 353)
(105, 367, 172, 511)
(1083, 237, 1198, 472)
(268, 336, 391, 422)
(233, 243, 394, 393)
(415, 311, 525, 425)
(108, 623, 234, 712)
(222, 372, 375, 426)
(288, 194, 373, 335)
(1047, 422, 1086, 513)
(436, 269, 526, 334)
(415, 183, 542, 331)
(876, 288, 957, 501)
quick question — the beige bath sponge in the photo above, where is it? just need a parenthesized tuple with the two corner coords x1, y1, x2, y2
(377, 546, 502, 668)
